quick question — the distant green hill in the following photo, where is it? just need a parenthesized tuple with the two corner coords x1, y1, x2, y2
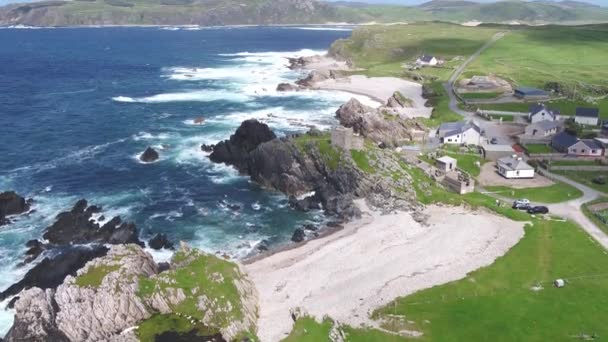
(0, 0, 607, 27)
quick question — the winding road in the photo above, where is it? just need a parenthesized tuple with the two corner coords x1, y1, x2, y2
(443, 32, 507, 118)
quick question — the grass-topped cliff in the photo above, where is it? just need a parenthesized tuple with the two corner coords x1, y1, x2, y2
(1, 0, 608, 27)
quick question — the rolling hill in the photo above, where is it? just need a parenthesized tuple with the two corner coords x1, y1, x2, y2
(0, 0, 607, 27)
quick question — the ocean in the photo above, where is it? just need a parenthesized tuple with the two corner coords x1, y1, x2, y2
(0, 25, 378, 333)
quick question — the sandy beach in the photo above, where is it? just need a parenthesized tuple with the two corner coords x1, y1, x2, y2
(245, 201, 525, 342)
(302, 56, 433, 118)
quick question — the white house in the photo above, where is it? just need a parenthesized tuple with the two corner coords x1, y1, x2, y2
(524, 120, 561, 137)
(574, 107, 600, 126)
(416, 55, 438, 66)
(528, 104, 558, 123)
(497, 155, 535, 179)
(437, 121, 482, 145)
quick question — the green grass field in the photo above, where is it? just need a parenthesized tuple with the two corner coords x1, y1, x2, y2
(582, 198, 608, 235)
(460, 92, 502, 100)
(524, 144, 554, 154)
(373, 218, 608, 342)
(551, 160, 601, 166)
(554, 170, 608, 194)
(475, 98, 608, 119)
(485, 182, 583, 204)
(464, 26, 608, 98)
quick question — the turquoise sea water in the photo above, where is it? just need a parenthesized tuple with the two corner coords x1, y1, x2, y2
(0, 25, 380, 332)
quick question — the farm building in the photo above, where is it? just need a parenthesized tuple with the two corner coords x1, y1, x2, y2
(568, 139, 604, 157)
(528, 104, 558, 123)
(524, 120, 561, 137)
(497, 155, 535, 179)
(514, 87, 550, 100)
(574, 107, 600, 126)
(437, 121, 482, 145)
(436, 156, 457, 172)
(480, 143, 516, 160)
(551, 132, 578, 153)
(416, 55, 439, 66)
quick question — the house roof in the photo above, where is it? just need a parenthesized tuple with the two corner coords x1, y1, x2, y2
(497, 156, 534, 171)
(551, 132, 578, 147)
(439, 121, 481, 137)
(419, 55, 435, 62)
(529, 103, 559, 117)
(576, 107, 599, 118)
(531, 120, 561, 131)
(437, 156, 457, 164)
(515, 87, 548, 96)
(578, 139, 603, 150)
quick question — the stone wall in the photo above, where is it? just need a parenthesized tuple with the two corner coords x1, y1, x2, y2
(331, 127, 364, 151)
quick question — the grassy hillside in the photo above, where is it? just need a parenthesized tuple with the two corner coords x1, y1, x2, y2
(464, 25, 608, 97)
(1, 0, 608, 26)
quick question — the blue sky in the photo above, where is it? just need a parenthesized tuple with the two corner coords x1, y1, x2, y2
(0, 0, 605, 6)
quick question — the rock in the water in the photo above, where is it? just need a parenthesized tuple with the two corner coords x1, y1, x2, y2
(209, 119, 276, 172)
(0, 246, 109, 301)
(0, 191, 30, 225)
(148, 233, 174, 250)
(291, 228, 306, 243)
(140, 147, 159, 163)
(24, 239, 45, 263)
(42, 199, 142, 247)
(201, 144, 215, 153)
(276, 83, 299, 92)
(193, 117, 205, 125)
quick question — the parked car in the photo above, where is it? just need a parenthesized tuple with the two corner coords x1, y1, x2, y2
(528, 206, 549, 214)
(513, 202, 531, 210)
(513, 199, 530, 207)
(490, 137, 498, 145)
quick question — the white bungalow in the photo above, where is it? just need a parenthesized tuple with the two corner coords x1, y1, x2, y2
(497, 155, 535, 179)
(437, 121, 482, 146)
(528, 104, 558, 123)
(416, 55, 439, 66)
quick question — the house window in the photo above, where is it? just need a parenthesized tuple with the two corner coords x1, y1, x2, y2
(448, 139, 452, 142)
(572, 149, 577, 153)
(593, 150, 597, 154)
(582, 149, 586, 154)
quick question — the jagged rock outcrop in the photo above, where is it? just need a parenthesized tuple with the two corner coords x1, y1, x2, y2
(148, 233, 174, 250)
(5, 244, 259, 342)
(276, 83, 300, 92)
(0, 246, 109, 302)
(210, 119, 276, 172)
(291, 228, 306, 243)
(336, 98, 426, 147)
(385, 91, 413, 109)
(139, 147, 159, 163)
(0, 191, 30, 226)
(295, 70, 332, 87)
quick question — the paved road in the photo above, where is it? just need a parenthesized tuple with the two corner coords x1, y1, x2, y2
(481, 169, 608, 251)
(443, 32, 507, 118)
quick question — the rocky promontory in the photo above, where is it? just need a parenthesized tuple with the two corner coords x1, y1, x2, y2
(209, 119, 420, 221)
(5, 244, 258, 342)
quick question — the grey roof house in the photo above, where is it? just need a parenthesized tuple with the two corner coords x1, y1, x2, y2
(551, 132, 578, 152)
(528, 103, 558, 123)
(524, 120, 561, 137)
(514, 87, 550, 100)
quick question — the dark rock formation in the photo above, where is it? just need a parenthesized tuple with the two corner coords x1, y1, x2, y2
(276, 83, 299, 92)
(0, 246, 109, 301)
(0, 191, 30, 226)
(201, 144, 215, 153)
(386, 91, 413, 109)
(42, 199, 141, 247)
(140, 147, 159, 163)
(24, 240, 45, 264)
(210, 119, 276, 171)
(291, 228, 306, 243)
(148, 233, 174, 250)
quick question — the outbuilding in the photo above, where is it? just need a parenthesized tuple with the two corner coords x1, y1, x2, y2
(514, 87, 550, 100)
(437, 121, 482, 146)
(524, 120, 561, 137)
(416, 55, 438, 66)
(551, 132, 578, 153)
(497, 155, 535, 179)
(436, 156, 457, 172)
(574, 107, 600, 126)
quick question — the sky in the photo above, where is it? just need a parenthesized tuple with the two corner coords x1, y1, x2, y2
(0, 0, 605, 6)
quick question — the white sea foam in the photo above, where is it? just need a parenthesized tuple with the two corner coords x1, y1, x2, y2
(113, 90, 250, 104)
(146, 247, 174, 263)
